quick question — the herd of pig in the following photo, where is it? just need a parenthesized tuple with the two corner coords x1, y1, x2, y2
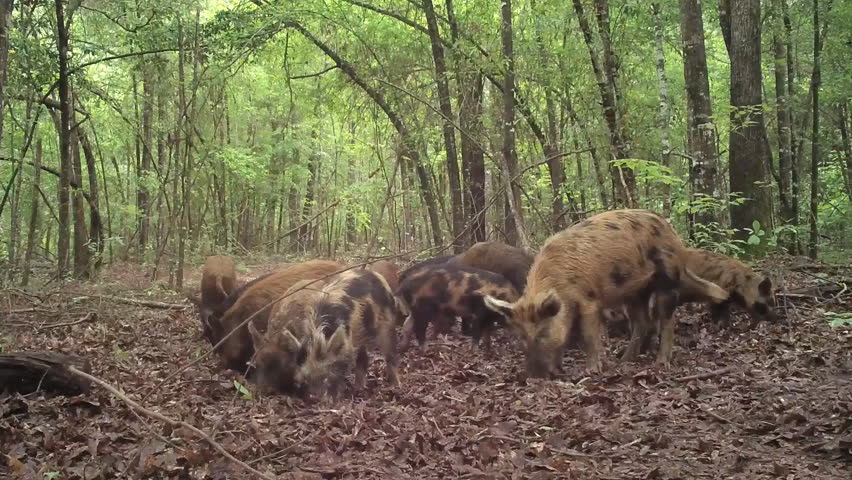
(189, 209, 777, 398)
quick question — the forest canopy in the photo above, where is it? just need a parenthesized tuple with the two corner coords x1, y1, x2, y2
(0, 0, 850, 286)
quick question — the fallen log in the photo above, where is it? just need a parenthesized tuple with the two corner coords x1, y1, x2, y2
(0, 351, 92, 395)
(79, 295, 186, 310)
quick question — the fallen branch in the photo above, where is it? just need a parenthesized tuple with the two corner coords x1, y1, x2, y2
(698, 406, 743, 429)
(37, 312, 98, 330)
(80, 295, 186, 310)
(67, 366, 278, 480)
(0, 351, 92, 395)
(675, 367, 737, 383)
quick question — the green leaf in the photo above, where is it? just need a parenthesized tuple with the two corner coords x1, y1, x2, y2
(747, 235, 761, 245)
(233, 380, 253, 400)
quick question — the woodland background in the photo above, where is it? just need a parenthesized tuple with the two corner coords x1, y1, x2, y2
(0, 0, 850, 288)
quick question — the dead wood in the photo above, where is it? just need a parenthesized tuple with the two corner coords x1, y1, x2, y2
(0, 351, 92, 395)
(80, 295, 187, 310)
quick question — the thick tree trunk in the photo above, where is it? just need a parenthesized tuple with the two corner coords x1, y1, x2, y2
(500, 0, 529, 249)
(772, 2, 795, 226)
(54, 0, 72, 277)
(423, 0, 463, 252)
(70, 119, 90, 278)
(652, 3, 673, 216)
(728, 0, 774, 249)
(718, 0, 732, 55)
(808, 0, 822, 259)
(22, 139, 42, 287)
(680, 0, 721, 231)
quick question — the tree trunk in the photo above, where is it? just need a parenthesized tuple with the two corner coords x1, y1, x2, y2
(291, 22, 443, 248)
(299, 142, 318, 253)
(573, 0, 635, 207)
(808, 0, 822, 259)
(22, 138, 42, 287)
(772, 1, 795, 227)
(79, 130, 103, 268)
(423, 0, 463, 252)
(500, 0, 529, 249)
(781, 0, 800, 243)
(680, 0, 721, 231)
(70, 117, 90, 278)
(718, 0, 732, 55)
(652, 3, 673, 216)
(566, 92, 609, 208)
(0, 0, 12, 143)
(728, 0, 774, 249)
(138, 68, 154, 257)
(54, 0, 72, 277)
(838, 102, 852, 202)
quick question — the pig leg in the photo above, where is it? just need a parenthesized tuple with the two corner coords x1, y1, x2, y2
(622, 299, 649, 362)
(653, 291, 680, 368)
(354, 347, 369, 390)
(579, 303, 604, 373)
(377, 323, 400, 387)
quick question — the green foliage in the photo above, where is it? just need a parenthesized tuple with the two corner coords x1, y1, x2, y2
(824, 311, 852, 328)
(233, 380, 253, 400)
(43, 472, 61, 480)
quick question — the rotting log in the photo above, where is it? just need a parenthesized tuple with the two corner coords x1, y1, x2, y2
(0, 351, 92, 395)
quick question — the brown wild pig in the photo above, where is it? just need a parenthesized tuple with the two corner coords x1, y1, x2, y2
(681, 248, 776, 324)
(291, 269, 407, 397)
(365, 260, 400, 291)
(396, 264, 519, 352)
(189, 256, 237, 343)
(450, 241, 534, 293)
(210, 260, 346, 373)
(248, 279, 327, 395)
(398, 254, 458, 284)
(484, 209, 727, 377)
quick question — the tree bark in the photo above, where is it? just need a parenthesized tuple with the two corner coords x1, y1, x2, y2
(79, 129, 104, 266)
(838, 102, 852, 202)
(500, 0, 529, 249)
(718, 0, 732, 55)
(772, 0, 795, 227)
(423, 0, 463, 252)
(573, 0, 635, 207)
(54, 0, 72, 277)
(808, 0, 822, 259)
(680, 0, 721, 231)
(138, 68, 154, 256)
(290, 22, 443, 248)
(652, 3, 673, 216)
(728, 0, 774, 249)
(70, 114, 90, 278)
(22, 138, 42, 287)
(781, 0, 800, 240)
(0, 0, 11, 143)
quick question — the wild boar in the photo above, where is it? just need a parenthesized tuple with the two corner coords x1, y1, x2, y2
(365, 260, 401, 291)
(210, 260, 346, 373)
(396, 264, 519, 352)
(188, 256, 237, 344)
(681, 248, 776, 325)
(247, 279, 327, 395)
(291, 269, 408, 397)
(484, 209, 727, 377)
(398, 254, 458, 284)
(450, 241, 534, 293)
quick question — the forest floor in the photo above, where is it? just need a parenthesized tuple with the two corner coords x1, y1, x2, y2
(1, 256, 851, 479)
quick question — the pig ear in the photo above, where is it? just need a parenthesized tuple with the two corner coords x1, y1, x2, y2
(326, 327, 350, 357)
(248, 321, 265, 347)
(536, 290, 561, 319)
(758, 277, 773, 296)
(484, 295, 514, 318)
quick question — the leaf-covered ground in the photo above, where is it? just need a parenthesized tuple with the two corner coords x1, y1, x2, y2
(2, 258, 851, 479)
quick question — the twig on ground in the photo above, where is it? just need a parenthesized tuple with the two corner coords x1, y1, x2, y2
(698, 405, 743, 429)
(36, 312, 97, 330)
(67, 366, 279, 480)
(78, 295, 186, 309)
(674, 367, 737, 382)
